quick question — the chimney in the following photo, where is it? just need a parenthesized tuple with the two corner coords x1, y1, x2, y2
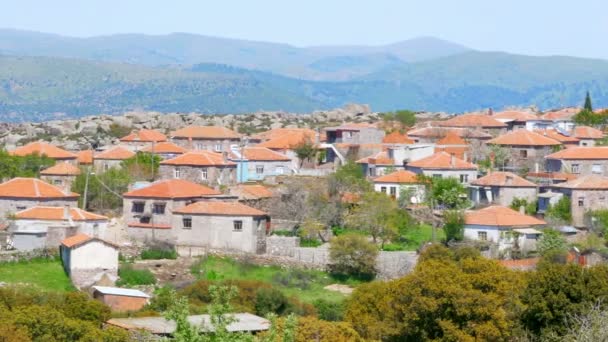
(315, 129, 320, 145)
(188, 136, 193, 150)
(506, 175, 513, 185)
(63, 204, 70, 220)
(519, 206, 525, 214)
(488, 108, 494, 116)
(535, 162, 540, 173)
(450, 154, 455, 168)
(463, 151, 468, 162)
(369, 158, 376, 165)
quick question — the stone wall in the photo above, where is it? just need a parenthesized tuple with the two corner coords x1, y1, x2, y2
(0, 249, 58, 262)
(158, 164, 236, 187)
(265, 236, 299, 257)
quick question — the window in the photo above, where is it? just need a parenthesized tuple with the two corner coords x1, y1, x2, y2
(592, 164, 603, 174)
(53, 179, 62, 185)
(201, 168, 208, 180)
(139, 216, 150, 224)
(460, 174, 469, 183)
(182, 217, 192, 229)
(572, 164, 580, 174)
(381, 186, 387, 193)
(153, 203, 166, 214)
(215, 144, 222, 152)
(16, 206, 26, 211)
(432, 174, 442, 179)
(104, 163, 109, 171)
(173, 168, 181, 179)
(390, 187, 397, 198)
(256, 165, 264, 174)
(578, 197, 585, 207)
(519, 150, 528, 159)
(132, 202, 145, 213)
(275, 166, 284, 175)
(478, 231, 488, 241)
(582, 142, 588, 146)
(233, 220, 243, 231)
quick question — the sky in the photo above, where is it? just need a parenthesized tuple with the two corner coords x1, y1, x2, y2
(2, 0, 608, 59)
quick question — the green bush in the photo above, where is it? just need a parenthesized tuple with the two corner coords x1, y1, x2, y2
(116, 266, 156, 286)
(140, 246, 177, 260)
(272, 230, 295, 237)
(255, 287, 289, 316)
(300, 238, 322, 247)
(272, 269, 315, 290)
(313, 299, 344, 321)
(381, 243, 405, 251)
(329, 234, 378, 279)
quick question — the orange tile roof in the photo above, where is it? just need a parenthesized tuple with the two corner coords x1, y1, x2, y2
(382, 131, 414, 144)
(356, 151, 393, 165)
(174, 201, 267, 216)
(434, 146, 469, 160)
(554, 175, 608, 190)
(545, 146, 608, 160)
(241, 147, 290, 161)
(436, 131, 467, 145)
(251, 128, 316, 142)
(141, 142, 188, 154)
(160, 151, 236, 166)
(465, 206, 546, 227)
(127, 222, 172, 229)
(526, 172, 577, 181)
(327, 122, 378, 130)
(123, 179, 221, 198)
(438, 114, 507, 128)
(256, 133, 315, 150)
(11, 142, 77, 159)
(406, 127, 492, 140)
(341, 192, 361, 204)
(171, 126, 241, 139)
(0, 178, 79, 199)
(541, 108, 579, 121)
(95, 146, 136, 160)
(61, 233, 93, 248)
(535, 129, 579, 144)
(77, 150, 94, 165)
(15, 206, 107, 221)
(120, 129, 167, 143)
(487, 130, 561, 146)
(407, 152, 477, 170)
(374, 170, 420, 183)
(230, 185, 274, 200)
(40, 162, 81, 176)
(471, 172, 537, 187)
(493, 111, 539, 122)
(499, 258, 540, 270)
(573, 126, 603, 139)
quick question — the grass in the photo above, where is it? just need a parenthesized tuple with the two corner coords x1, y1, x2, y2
(191, 256, 364, 305)
(382, 224, 446, 251)
(0, 258, 73, 292)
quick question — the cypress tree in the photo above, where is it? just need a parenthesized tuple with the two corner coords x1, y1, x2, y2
(584, 91, 593, 111)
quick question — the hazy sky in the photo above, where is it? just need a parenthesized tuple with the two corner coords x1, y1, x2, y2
(2, 0, 608, 59)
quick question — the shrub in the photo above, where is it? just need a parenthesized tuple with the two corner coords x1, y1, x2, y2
(255, 287, 289, 316)
(300, 238, 322, 247)
(272, 269, 315, 290)
(313, 299, 344, 321)
(140, 246, 177, 260)
(546, 196, 572, 224)
(116, 266, 156, 286)
(443, 210, 465, 243)
(329, 234, 378, 279)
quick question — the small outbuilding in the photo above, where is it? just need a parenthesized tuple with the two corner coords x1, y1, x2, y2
(60, 233, 119, 289)
(92, 286, 150, 312)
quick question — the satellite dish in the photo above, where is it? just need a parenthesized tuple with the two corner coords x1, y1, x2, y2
(410, 196, 419, 204)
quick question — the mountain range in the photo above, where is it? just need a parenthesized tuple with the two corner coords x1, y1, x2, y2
(0, 29, 607, 121)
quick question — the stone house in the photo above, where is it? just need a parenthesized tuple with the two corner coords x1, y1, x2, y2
(464, 206, 545, 253)
(0, 178, 79, 221)
(119, 129, 167, 151)
(77, 150, 94, 166)
(572, 126, 604, 146)
(60, 233, 119, 289)
(159, 151, 237, 186)
(256, 131, 320, 171)
(122, 179, 223, 241)
(92, 286, 150, 312)
(324, 123, 385, 144)
(249, 128, 316, 145)
(552, 175, 608, 228)
(172, 201, 270, 255)
(93, 146, 135, 172)
(9, 206, 108, 251)
(545, 147, 608, 177)
(230, 147, 291, 182)
(492, 111, 540, 131)
(373, 170, 425, 203)
(357, 151, 396, 177)
(469, 171, 538, 207)
(537, 128, 580, 148)
(40, 162, 81, 192)
(406, 151, 478, 184)
(140, 141, 188, 160)
(486, 129, 561, 171)
(171, 126, 241, 152)
(433, 131, 470, 161)
(406, 127, 492, 144)
(437, 113, 507, 136)
(11, 141, 78, 164)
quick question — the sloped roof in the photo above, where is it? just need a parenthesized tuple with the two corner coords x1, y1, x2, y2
(526, 172, 578, 182)
(251, 128, 316, 142)
(92, 286, 150, 298)
(141, 141, 188, 154)
(541, 108, 579, 121)
(545, 147, 608, 160)
(256, 133, 314, 150)
(0, 178, 79, 199)
(160, 151, 236, 166)
(406, 127, 492, 140)
(356, 151, 393, 165)
(172, 126, 241, 139)
(123, 179, 221, 198)
(61, 233, 117, 249)
(120, 129, 167, 143)
(230, 185, 274, 200)
(77, 150, 94, 165)
(465, 206, 546, 227)
(554, 175, 608, 190)
(493, 111, 539, 122)
(326, 122, 378, 131)
(95, 146, 135, 160)
(407, 152, 477, 170)
(174, 201, 267, 216)
(438, 114, 507, 128)
(536, 129, 580, 144)
(241, 147, 290, 161)
(382, 131, 414, 144)
(374, 170, 419, 183)
(471, 171, 537, 187)
(11, 142, 77, 159)
(573, 126, 604, 139)
(15, 206, 107, 221)
(487, 130, 561, 146)
(436, 131, 467, 145)
(40, 162, 81, 176)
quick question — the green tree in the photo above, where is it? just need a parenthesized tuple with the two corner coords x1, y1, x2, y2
(443, 210, 465, 242)
(421, 175, 469, 209)
(381, 109, 417, 127)
(293, 139, 317, 167)
(329, 234, 378, 279)
(327, 160, 370, 196)
(537, 229, 567, 257)
(344, 191, 407, 245)
(0, 150, 56, 180)
(122, 151, 161, 181)
(72, 167, 131, 210)
(584, 91, 593, 112)
(510, 197, 537, 215)
(546, 196, 572, 224)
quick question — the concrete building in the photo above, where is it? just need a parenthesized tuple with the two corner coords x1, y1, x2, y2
(539, 108, 578, 131)
(469, 171, 538, 207)
(373, 170, 425, 203)
(92, 286, 150, 312)
(486, 129, 561, 172)
(40, 162, 81, 192)
(230, 146, 291, 182)
(119, 129, 167, 151)
(9, 206, 108, 251)
(159, 151, 237, 186)
(324, 122, 385, 144)
(406, 152, 478, 184)
(492, 111, 540, 131)
(572, 126, 604, 146)
(437, 113, 507, 136)
(357, 151, 396, 177)
(171, 126, 241, 152)
(464, 206, 545, 253)
(256, 130, 324, 171)
(545, 147, 608, 177)
(407, 127, 492, 144)
(60, 233, 119, 289)
(0, 178, 79, 221)
(552, 175, 608, 228)
(11, 141, 78, 164)
(93, 146, 135, 172)
(140, 141, 188, 160)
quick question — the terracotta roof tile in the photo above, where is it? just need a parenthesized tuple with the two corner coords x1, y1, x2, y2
(120, 129, 167, 143)
(123, 179, 221, 198)
(341, 192, 361, 203)
(573, 126, 604, 139)
(15, 206, 107, 221)
(535, 129, 579, 144)
(171, 126, 241, 139)
(95, 146, 136, 160)
(471, 172, 537, 187)
(487, 130, 561, 146)
(436, 131, 467, 145)
(407, 152, 477, 170)
(438, 114, 507, 128)
(545, 147, 608, 160)
(382, 131, 414, 144)
(256, 134, 315, 150)
(526, 172, 577, 181)
(241, 147, 290, 161)
(326, 122, 378, 131)
(230, 185, 274, 200)
(374, 170, 419, 183)
(77, 150, 94, 165)
(251, 128, 316, 142)
(493, 111, 539, 122)
(40, 162, 81, 176)
(356, 151, 393, 165)
(434, 146, 469, 160)
(61, 233, 93, 248)
(407, 127, 492, 140)
(554, 175, 608, 190)
(0, 178, 79, 199)
(541, 108, 579, 121)
(127, 222, 172, 229)
(465, 206, 546, 227)
(499, 258, 540, 270)
(160, 151, 236, 166)
(12, 142, 77, 159)
(141, 142, 188, 154)
(174, 201, 267, 216)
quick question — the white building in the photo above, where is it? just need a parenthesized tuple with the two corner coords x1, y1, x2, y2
(60, 233, 119, 289)
(405, 151, 478, 184)
(373, 170, 425, 203)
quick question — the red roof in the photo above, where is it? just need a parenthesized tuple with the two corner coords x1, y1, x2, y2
(465, 206, 546, 227)
(356, 151, 393, 165)
(251, 128, 316, 142)
(436, 131, 467, 145)
(12, 142, 76, 159)
(127, 222, 172, 229)
(141, 142, 188, 154)
(406, 127, 492, 140)
(493, 111, 539, 122)
(123, 179, 221, 198)
(77, 150, 94, 165)
(40, 162, 81, 176)
(545, 147, 608, 160)
(120, 129, 167, 143)
(407, 152, 477, 170)
(536, 129, 579, 144)
(240, 147, 290, 161)
(256, 134, 315, 150)
(61, 233, 117, 248)
(487, 130, 561, 146)
(471, 172, 537, 187)
(438, 114, 507, 128)
(526, 172, 577, 182)
(160, 151, 236, 166)
(230, 185, 274, 200)
(554, 175, 608, 190)
(573, 126, 603, 139)
(171, 126, 241, 139)
(15, 206, 107, 221)
(541, 108, 579, 121)
(382, 131, 414, 144)
(174, 201, 267, 216)
(0, 178, 79, 199)
(95, 146, 136, 160)
(374, 170, 419, 183)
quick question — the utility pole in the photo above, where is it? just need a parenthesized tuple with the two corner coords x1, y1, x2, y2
(82, 166, 90, 210)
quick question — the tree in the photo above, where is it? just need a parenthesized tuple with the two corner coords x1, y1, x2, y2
(122, 151, 161, 181)
(344, 191, 404, 245)
(537, 229, 567, 257)
(72, 167, 131, 211)
(584, 91, 593, 112)
(381, 109, 417, 127)
(546, 196, 572, 224)
(295, 316, 363, 342)
(509, 197, 537, 215)
(327, 161, 370, 196)
(329, 233, 378, 278)
(293, 139, 317, 167)
(443, 210, 465, 242)
(0, 150, 56, 181)
(421, 176, 469, 209)
(560, 301, 608, 342)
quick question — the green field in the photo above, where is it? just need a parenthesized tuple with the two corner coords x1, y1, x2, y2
(0, 258, 73, 292)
